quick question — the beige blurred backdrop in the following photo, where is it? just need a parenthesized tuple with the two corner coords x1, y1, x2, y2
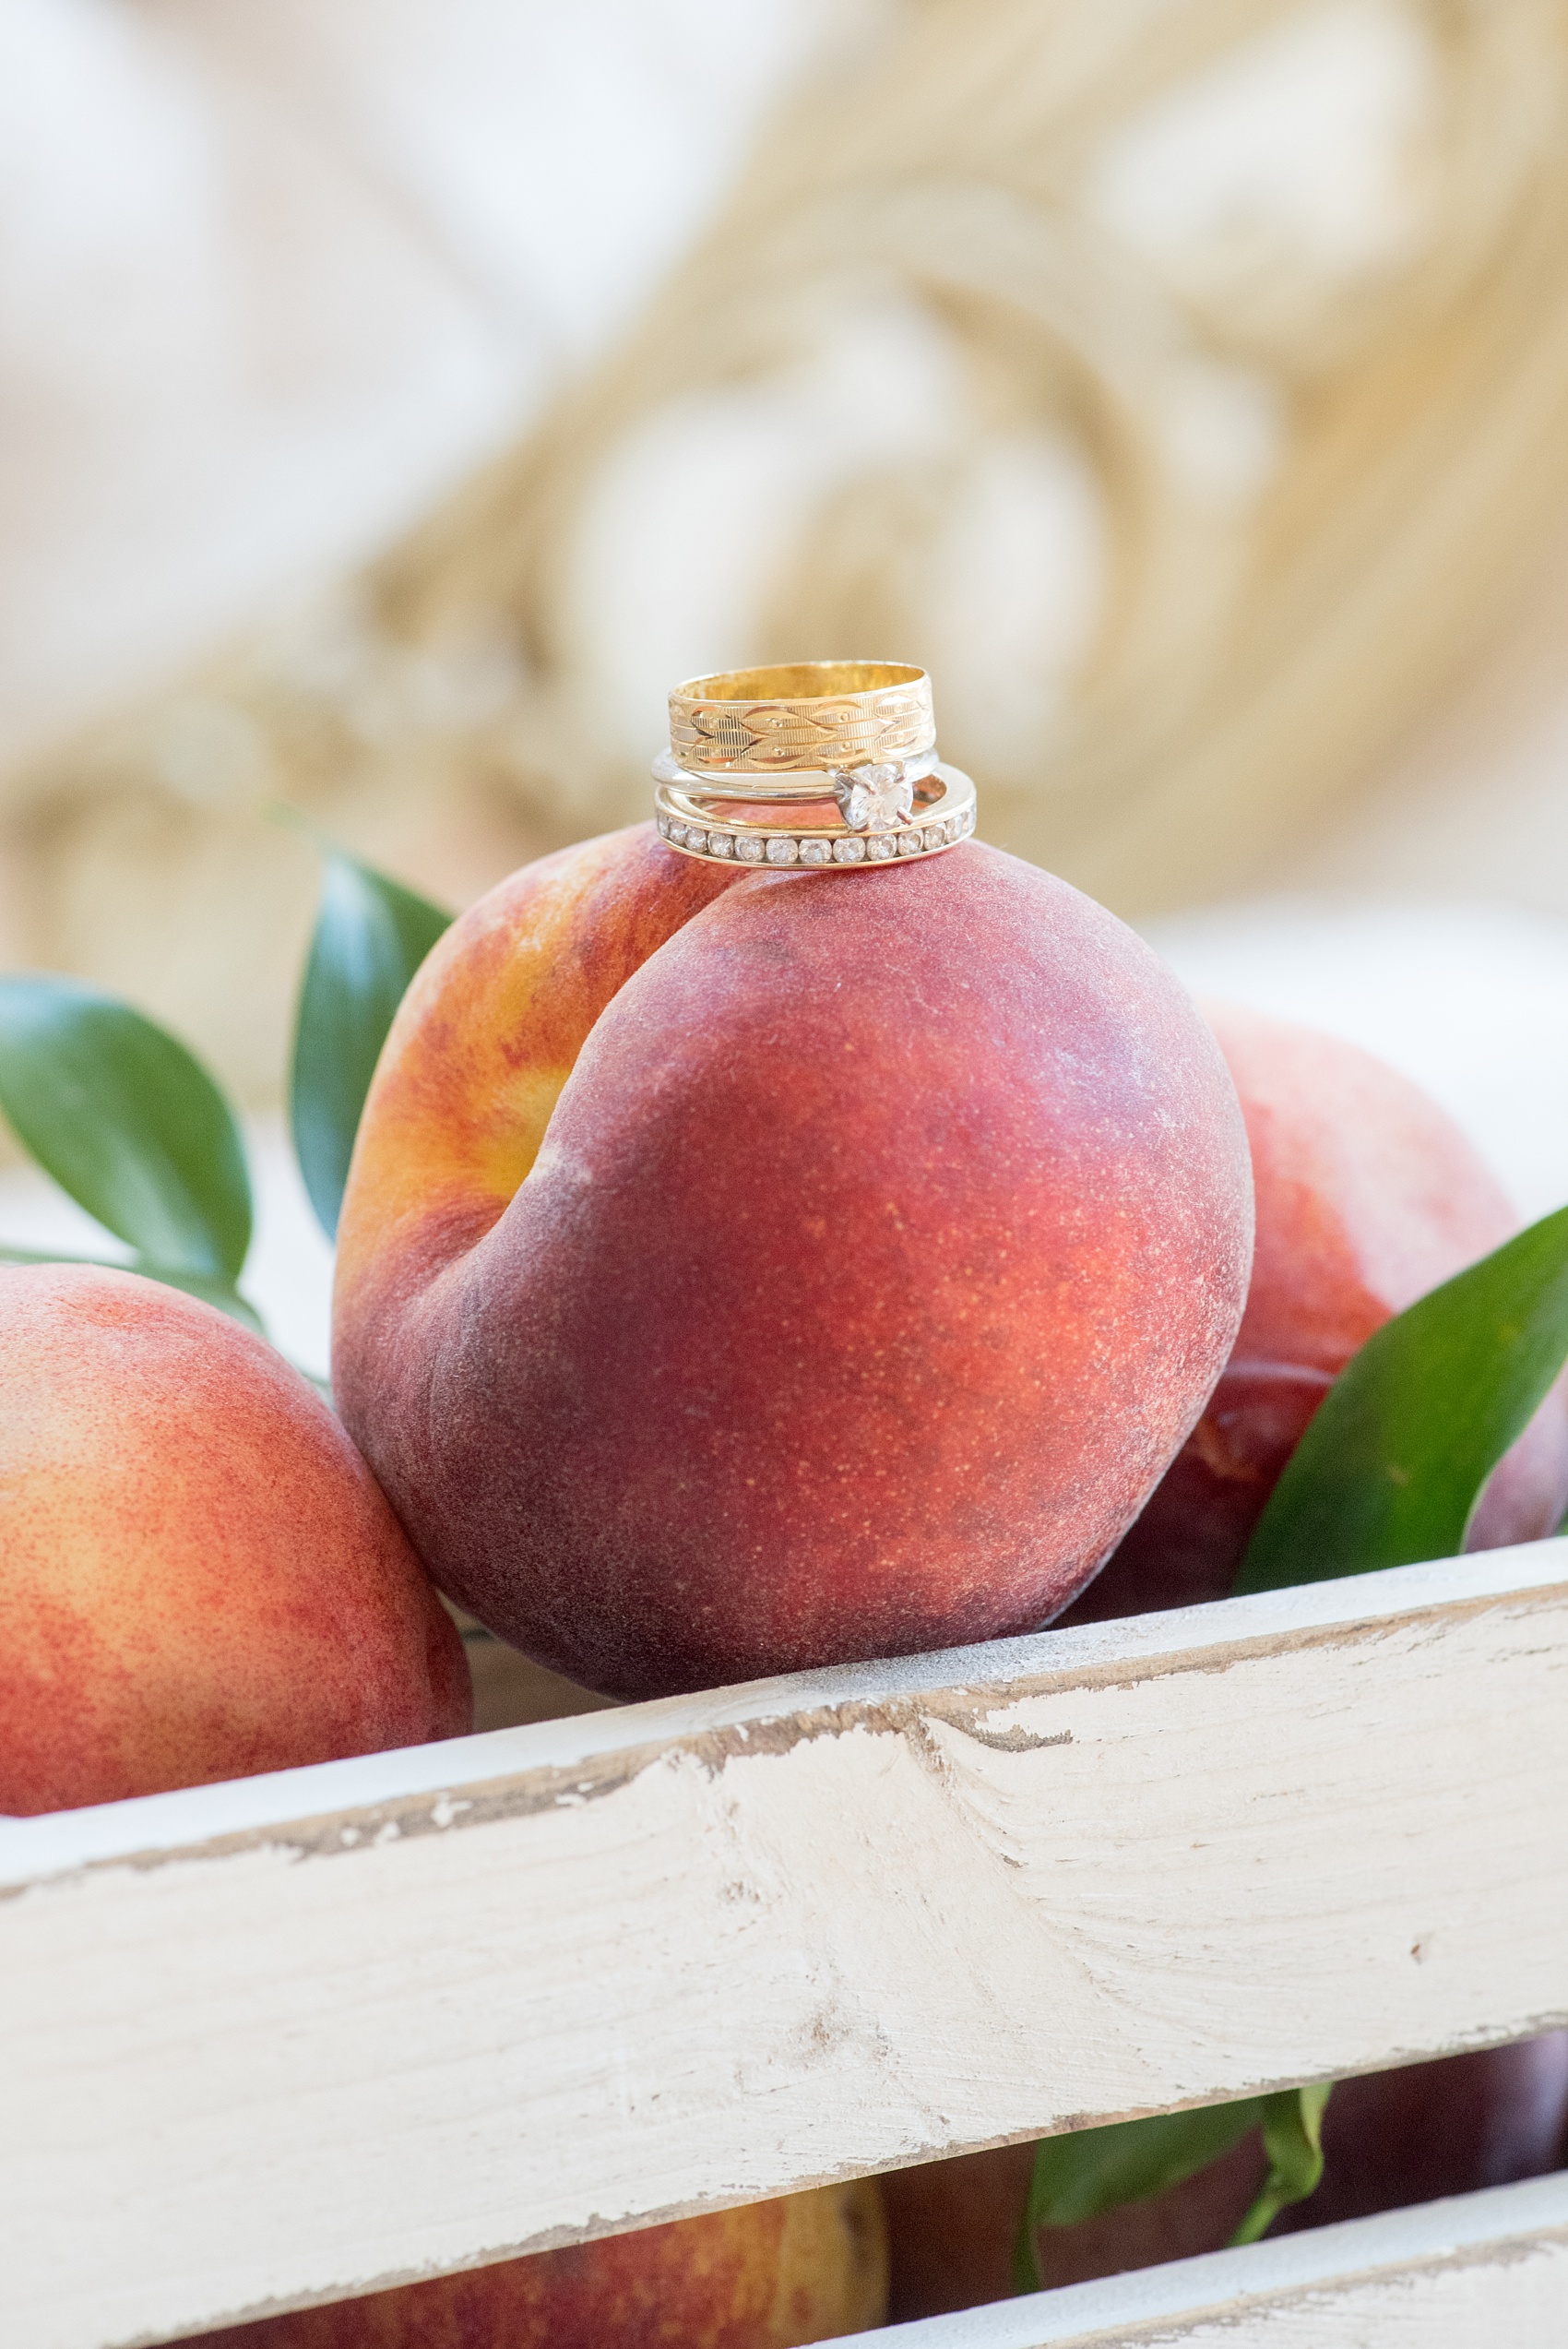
(4, 0, 1568, 1161)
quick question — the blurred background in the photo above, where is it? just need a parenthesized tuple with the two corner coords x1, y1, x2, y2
(5, 0, 1568, 1372)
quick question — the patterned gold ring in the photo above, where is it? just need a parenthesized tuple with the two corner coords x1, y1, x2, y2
(669, 661, 935, 776)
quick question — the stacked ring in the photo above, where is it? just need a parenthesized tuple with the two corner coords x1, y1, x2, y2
(655, 762, 976, 867)
(652, 745, 943, 805)
(653, 662, 975, 871)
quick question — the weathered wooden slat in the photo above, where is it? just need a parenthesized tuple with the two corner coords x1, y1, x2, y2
(839, 2173, 1568, 2345)
(3, 1546, 1566, 2349)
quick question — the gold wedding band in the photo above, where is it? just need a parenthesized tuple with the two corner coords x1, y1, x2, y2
(669, 662, 935, 776)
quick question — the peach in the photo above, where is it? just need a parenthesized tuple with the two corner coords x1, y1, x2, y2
(183, 2181, 887, 2349)
(1058, 1003, 1568, 1627)
(332, 826, 1253, 1698)
(0, 1265, 469, 1815)
(882, 2035, 1568, 2317)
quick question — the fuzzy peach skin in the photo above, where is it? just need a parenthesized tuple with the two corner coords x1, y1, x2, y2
(184, 2181, 887, 2349)
(0, 1265, 469, 1816)
(1059, 1002, 1568, 1627)
(332, 826, 1253, 1698)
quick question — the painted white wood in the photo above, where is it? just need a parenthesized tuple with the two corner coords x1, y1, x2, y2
(3, 1545, 1566, 2349)
(837, 2172, 1568, 2345)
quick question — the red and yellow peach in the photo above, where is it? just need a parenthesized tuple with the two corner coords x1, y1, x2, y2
(0, 1264, 469, 1815)
(332, 826, 1254, 1698)
(1060, 1002, 1568, 1625)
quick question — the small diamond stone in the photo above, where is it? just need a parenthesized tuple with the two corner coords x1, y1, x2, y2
(683, 827, 707, 851)
(735, 836, 765, 863)
(657, 815, 673, 839)
(706, 830, 734, 857)
(897, 829, 921, 855)
(867, 834, 897, 861)
(833, 836, 866, 863)
(921, 826, 946, 852)
(834, 761, 914, 834)
(799, 837, 831, 866)
(766, 836, 798, 865)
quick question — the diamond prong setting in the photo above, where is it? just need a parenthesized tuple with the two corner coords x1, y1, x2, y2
(832, 761, 915, 834)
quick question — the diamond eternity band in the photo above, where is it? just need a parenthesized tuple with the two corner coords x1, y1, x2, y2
(653, 760, 977, 869)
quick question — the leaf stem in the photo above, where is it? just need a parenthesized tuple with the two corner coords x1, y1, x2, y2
(1229, 2084, 1332, 2247)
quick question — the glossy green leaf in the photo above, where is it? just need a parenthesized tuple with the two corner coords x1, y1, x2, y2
(0, 1242, 264, 1334)
(1236, 1201, 1568, 1594)
(1230, 2083, 1331, 2245)
(290, 854, 451, 1238)
(1012, 2083, 1334, 2292)
(1013, 2098, 1267, 2293)
(0, 976, 252, 1281)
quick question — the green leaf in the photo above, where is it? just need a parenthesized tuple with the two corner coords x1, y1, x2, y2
(1235, 1202, 1568, 1594)
(1013, 2098, 1268, 2293)
(1229, 2083, 1332, 2245)
(290, 854, 451, 1238)
(0, 1243, 264, 1334)
(0, 976, 252, 1281)
(1012, 2083, 1335, 2292)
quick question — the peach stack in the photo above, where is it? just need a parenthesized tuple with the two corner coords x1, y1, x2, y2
(0, 1262, 888, 2343)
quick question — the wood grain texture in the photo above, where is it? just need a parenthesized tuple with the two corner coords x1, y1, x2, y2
(839, 2173, 1568, 2344)
(3, 1546, 1566, 2349)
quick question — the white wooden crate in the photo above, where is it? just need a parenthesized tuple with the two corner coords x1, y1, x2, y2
(4, 1543, 1565, 2349)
